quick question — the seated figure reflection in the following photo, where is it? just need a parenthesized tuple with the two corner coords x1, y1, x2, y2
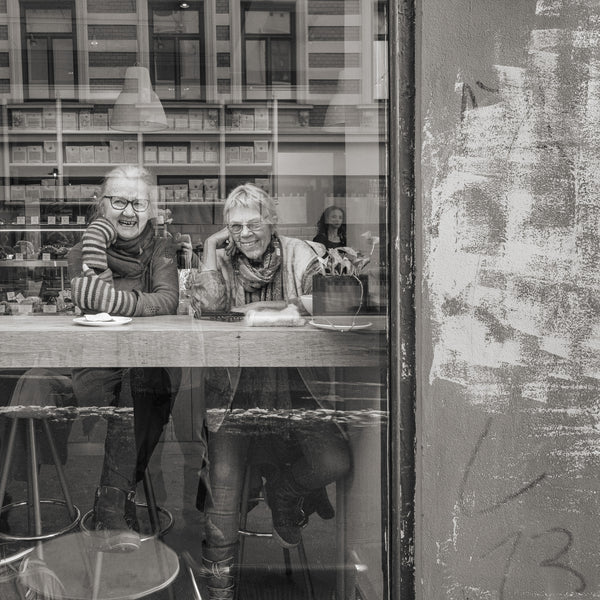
(68, 165, 180, 551)
(313, 205, 347, 249)
(189, 183, 352, 600)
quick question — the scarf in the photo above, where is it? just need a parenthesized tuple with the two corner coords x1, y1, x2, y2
(106, 223, 156, 281)
(233, 236, 283, 299)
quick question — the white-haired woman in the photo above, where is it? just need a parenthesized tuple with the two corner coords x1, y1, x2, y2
(68, 165, 180, 551)
(189, 183, 351, 600)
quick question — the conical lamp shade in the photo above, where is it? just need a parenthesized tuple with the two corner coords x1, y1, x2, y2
(110, 67, 168, 132)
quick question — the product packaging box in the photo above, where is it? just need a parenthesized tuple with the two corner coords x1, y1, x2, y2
(190, 141, 204, 163)
(254, 140, 270, 163)
(26, 185, 41, 200)
(65, 185, 81, 199)
(174, 184, 189, 201)
(40, 181, 57, 200)
(226, 146, 240, 164)
(124, 140, 138, 163)
(78, 110, 92, 129)
(80, 145, 95, 163)
(165, 113, 176, 130)
(94, 145, 109, 163)
(80, 184, 97, 199)
(173, 145, 188, 164)
(204, 142, 219, 163)
(175, 113, 189, 129)
(62, 111, 78, 130)
(163, 185, 174, 201)
(158, 145, 173, 164)
(11, 110, 24, 128)
(109, 140, 124, 163)
(93, 112, 108, 129)
(27, 145, 43, 163)
(189, 179, 204, 202)
(205, 109, 219, 130)
(42, 107, 57, 129)
(204, 178, 219, 201)
(25, 111, 42, 129)
(254, 108, 269, 130)
(11, 145, 27, 163)
(188, 110, 203, 130)
(240, 112, 255, 130)
(239, 145, 254, 164)
(43, 141, 57, 163)
(227, 110, 241, 130)
(10, 185, 26, 201)
(144, 145, 158, 164)
(65, 145, 81, 163)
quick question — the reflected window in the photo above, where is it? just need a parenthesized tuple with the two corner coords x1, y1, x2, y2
(149, 1, 205, 101)
(242, 2, 295, 100)
(20, 1, 76, 100)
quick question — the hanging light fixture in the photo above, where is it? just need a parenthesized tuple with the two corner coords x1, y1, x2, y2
(110, 66, 168, 132)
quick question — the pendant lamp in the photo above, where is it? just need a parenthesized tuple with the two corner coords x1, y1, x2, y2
(110, 66, 168, 132)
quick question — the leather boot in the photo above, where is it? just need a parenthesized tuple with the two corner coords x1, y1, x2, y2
(265, 471, 307, 548)
(92, 486, 140, 552)
(300, 486, 335, 526)
(202, 543, 236, 600)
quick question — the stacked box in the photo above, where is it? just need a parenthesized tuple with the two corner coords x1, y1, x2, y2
(254, 108, 269, 130)
(109, 140, 124, 163)
(204, 141, 218, 163)
(42, 107, 57, 129)
(80, 184, 98, 199)
(175, 113, 189, 129)
(173, 145, 188, 164)
(10, 185, 26, 201)
(158, 146, 173, 163)
(226, 146, 240, 164)
(204, 178, 218, 201)
(240, 145, 254, 164)
(11, 110, 25, 128)
(240, 111, 255, 130)
(190, 141, 204, 163)
(62, 111, 78, 130)
(254, 140, 269, 163)
(25, 111, 42, 129)
(65, 145, 81, 163)
(80, 145, 95, 163)
(93, 112, 108, 129)
(144, 145, 158, 164)
(94, 145, 109, 163)
(163, 185, 174, 201)
(174, 184, 189, 201)
(65, 185, 81, 199)
(205, 109, 219, 130)
(79, 110, 92, 129)
(189, 179, 204, 202)
(11, 145, 27, 163)
(27, 145, 43, 163)
(189, 110, 203, 130)
(43, 141, 57, 163)
(26, 185, 41, 200)
(123, 140, 138, 163)
(165, 113, 176, 129)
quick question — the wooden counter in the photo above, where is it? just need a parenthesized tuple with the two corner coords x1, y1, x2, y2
(0, 314, 386, 368)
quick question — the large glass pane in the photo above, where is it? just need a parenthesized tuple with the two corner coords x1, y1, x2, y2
(245, 39, 266, 86)
(52, 38, 75, 98)
(25, 8, 72, 33)
(270, 39, 292, 85)
(154, 37, 177, 99)
(152, 9, 199, 34)
(179, 39, 202, 99)
(245, 10, 290, 35)
(27, 36, 49, 98)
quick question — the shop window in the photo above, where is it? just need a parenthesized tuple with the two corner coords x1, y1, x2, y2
(374, 0, 388, 100)
(20, 1, 77, 100)
(242, 1, 295, 100)
(149, 1, 206, 101)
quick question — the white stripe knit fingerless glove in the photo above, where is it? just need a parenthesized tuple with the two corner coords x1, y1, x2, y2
(81, 217, 117, 275)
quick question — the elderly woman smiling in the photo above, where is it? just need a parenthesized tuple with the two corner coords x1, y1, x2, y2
(189, 183, 352, 600)
(68, 165, 180, 552)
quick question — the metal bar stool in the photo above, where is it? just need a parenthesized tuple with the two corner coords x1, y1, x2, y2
(237, 464, 315, 600)
(0, 410, 81, 566)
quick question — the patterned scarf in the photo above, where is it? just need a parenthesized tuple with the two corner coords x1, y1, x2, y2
(233, 236, 283, 298)
(106, 222, 156, 280)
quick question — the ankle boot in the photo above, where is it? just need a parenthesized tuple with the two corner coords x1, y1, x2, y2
(202, 544, 236, 600)
(265, 471, 306, 548)
(92, 486, 140, 552)
(302, 486, 335, 523)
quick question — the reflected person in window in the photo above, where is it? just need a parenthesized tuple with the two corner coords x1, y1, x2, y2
(68, 165, 180, 552)
(189, 183, 352, 600)
(313, 205, 347, 249)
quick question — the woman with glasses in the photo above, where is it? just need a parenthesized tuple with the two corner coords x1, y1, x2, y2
(189, 183, 351, 600)
(67, 165, 180, 551)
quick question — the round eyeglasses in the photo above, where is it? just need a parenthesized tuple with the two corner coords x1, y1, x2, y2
(106, 196, 149, 213)
(227, 222, 267, 235)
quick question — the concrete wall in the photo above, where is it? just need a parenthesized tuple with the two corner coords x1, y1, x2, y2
(418, 1, 600, 598)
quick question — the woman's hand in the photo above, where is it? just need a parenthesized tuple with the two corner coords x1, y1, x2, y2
(204, 227, 233, 270)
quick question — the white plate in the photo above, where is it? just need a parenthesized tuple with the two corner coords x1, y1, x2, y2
(73, 316, 132, 327)
(309, 319, 372, 332)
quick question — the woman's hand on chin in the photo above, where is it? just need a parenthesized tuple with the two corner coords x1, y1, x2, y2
(204, 227, 233, 270)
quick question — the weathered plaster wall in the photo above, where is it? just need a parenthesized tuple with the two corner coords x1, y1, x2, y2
(419, 0, 600, 597)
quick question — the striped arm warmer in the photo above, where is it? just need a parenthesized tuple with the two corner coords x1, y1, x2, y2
(71, 270, 137, 316)
(81, 217, 117, 274)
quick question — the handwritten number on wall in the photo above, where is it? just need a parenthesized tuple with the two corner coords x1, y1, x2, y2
(460, 81, 500, 120)
(481, 530, 522, 600)
(458, 416, 547, 516)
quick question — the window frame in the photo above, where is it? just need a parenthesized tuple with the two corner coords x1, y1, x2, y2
(148, 0, 207, 102)
(19, 0, 78, 101)
(241, 1, 296, 101)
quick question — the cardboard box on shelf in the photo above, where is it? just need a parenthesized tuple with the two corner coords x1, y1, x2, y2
(26, 185, 41, 200)
(80, 145, 95, 163)
(47, 215, 56, 225)
(11, 110, 24, 128)
(164, 185, 174, 201)
(165, 113, 176, 129)
(93, 112, 108, 129)
(25, 111, 43, 129)
(175, 113, 189, 129)
(10, 185, 25, 201)
(226, 146, 240, 164)
(80, 184, 98, 199)
(205, 109, 219, 130)
(254, 108, 269, 130)
(254, 140, 269, 163)
(174, 184, 189, 201)
(204, 178, 218, 201)
(94, 145, 109, 163)
(43, 141, 57, 163)
(227, 110, 241, 130)
(240, 112, 255, 130)
(144, 145, 158, 164)
(27, 145, 43, 163)
(40, 184, 57, 200)
(65, 185, 82, 199)
(124, 140, 138, 163)
(189, 110, 203, 129)
(42, 107, 57, 129)
(158, 145, 173, 164)
(189, 179, 204, 202)
(78, 110, 92, 129)
(11, 145, 27, 163)
(239, 145, 254, 164)
(190, 141, 205, 163)
(173, 145, 188, 164)
(204, 141, 219, 163)
(109, 140, 124, 163)
(65, 145, 81, 163)
(62, 111, 78, 130)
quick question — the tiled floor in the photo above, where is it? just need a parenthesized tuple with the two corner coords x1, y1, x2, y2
(0, 442, 341, 599)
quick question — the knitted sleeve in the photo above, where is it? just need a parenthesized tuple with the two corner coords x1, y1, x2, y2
(81, 217, 117, 276)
